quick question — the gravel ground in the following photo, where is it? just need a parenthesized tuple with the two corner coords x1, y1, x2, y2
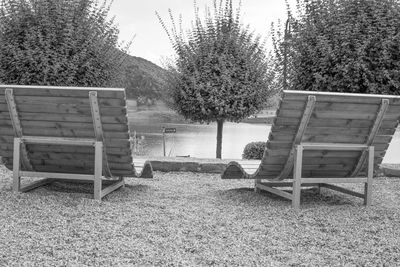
(0, 165, 399, 266)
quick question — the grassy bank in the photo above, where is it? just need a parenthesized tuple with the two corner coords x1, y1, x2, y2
(0, 165, 399, 266)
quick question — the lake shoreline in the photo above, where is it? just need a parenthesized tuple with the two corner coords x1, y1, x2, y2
(127, 101, 400, 162)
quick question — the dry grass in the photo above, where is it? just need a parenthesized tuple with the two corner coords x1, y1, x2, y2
(0, 165, 400, 266)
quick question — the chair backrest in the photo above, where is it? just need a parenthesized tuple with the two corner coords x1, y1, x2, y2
(256, 90, 400, 180)
(0, 85, 136, 177)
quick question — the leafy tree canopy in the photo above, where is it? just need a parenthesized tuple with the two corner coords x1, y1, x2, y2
(157, 0, 275, 158)
(273, 0, 400, 94)
(158, 0, 275, 123)
(0, 0, 128, 86)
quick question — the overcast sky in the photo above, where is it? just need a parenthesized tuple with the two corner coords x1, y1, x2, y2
(109, 0, 295, 66)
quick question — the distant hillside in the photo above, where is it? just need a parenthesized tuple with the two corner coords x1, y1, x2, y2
(121, 54, 167, 101)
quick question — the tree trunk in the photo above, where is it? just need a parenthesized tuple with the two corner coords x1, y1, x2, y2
(216, 119, 224, 159)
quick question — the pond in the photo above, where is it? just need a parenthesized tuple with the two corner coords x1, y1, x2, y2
(128, 111, 400, 163)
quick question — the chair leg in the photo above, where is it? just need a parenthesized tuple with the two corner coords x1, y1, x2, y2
(316, 184, 322, 194)
(12, 138, 21, 192)
(93, 141, 103, 200)
(364, 146, 374, 206)
(292, 145, 303, 210)
(292, 180, 301, 210)
(254, 179, 261, 193)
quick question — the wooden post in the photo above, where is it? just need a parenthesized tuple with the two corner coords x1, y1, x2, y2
(254, 179, 261, 192)
(89, 91, 112, 178)
(162, 127, 166, 157)
(316, 184, 321, 195)
(364, 146, 374, 206)
(6, 89, 34, 171)
(94, 141, 103, 200)
(216, 119, 224, 159)
(133, 131, 137, 153)
(13, 137, 21, 192)
(292, 145, 303, 210)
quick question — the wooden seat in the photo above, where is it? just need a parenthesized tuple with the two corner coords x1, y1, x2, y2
(222, 90, 400, 209)
(0, 85, 153, 200)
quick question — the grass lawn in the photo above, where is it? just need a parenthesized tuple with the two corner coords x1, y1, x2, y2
(0, 165, 399, 266)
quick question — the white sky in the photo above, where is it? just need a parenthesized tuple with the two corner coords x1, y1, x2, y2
(109, 0, 295, 66)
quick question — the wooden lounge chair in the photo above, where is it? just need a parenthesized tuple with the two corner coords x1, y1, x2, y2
(222, 90, 400, 209)
(0, 85, 153, 200)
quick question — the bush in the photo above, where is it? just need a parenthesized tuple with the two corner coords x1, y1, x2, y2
(242, 142, 266, 160)
(0, 0, 127, 86)
(273, 0, 400, 95)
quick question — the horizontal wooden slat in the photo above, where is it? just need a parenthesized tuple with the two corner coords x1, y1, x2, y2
(33, 165, 133, 175)
(29, 152, 132, 163)
(1, 121, 129, 131)
(272, 126, 395, 136)
(281, 100, 400, 115)
(300, 171, 351, 178)
(0, 85, 125, 98)
(271, 132, 385, 143)
(0, 135, 131, 148)
(267, 140, 389, 151)
(274, 117, 398, 128)
(0, 96, 126, 106)
(263, 156, 359, 165)
(260, 163, 355, 172)
(301, 177, 368, 183)
(30, 159, 133, 170)
(0, 103, 126, 115)
(280, 100, 381, 111)
(266, 149, 386, 158)
(255, 170, 353, 178)
(22, 136, 96, 146)
(301, 135, 392, 144)
(283, 91, 400, 105)
(27, 145, 131, 155)
(0, 112, 128, 124)
(278, 109, 399, 120)
(18, 128, 129, 139)
(0, 129, 117, 140)
(20, 171, 94, 181)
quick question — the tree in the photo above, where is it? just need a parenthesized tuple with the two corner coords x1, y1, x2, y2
(157, 0, 275, 158)
(0, 0, 128, 86)
(273, 0, 400, 94)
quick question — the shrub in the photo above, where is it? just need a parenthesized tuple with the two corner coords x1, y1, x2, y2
(242, 142, 266, 160)
(273, 0, 400, 95)
(0, 0, 128, 86)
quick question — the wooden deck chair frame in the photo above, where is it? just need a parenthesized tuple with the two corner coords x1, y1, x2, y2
(254, 143, 374, 210)
(6, 89, 126, 200)
(256, 95, 386, 209)
(222, 90, 397, 209)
